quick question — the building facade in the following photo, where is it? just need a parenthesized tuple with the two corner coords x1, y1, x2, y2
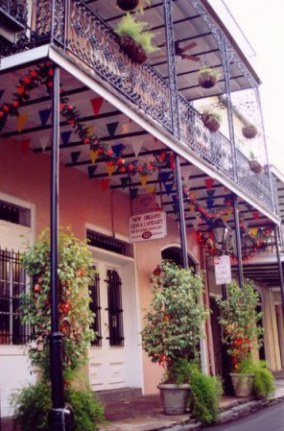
(0, 0, 283, 417)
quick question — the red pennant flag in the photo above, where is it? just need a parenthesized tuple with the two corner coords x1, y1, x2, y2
(205, 178, 214, 189)
(252, 211, 260, 220)
(91, 97, 104, 116)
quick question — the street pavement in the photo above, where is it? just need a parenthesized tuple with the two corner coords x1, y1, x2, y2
(202, 400, 284, 431)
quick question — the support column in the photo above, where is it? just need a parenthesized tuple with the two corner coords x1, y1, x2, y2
(275, 225, 284, 315)
(233, 195, 244, 288)
(49, 66, 66, 431)
(175, 154, 188, 269)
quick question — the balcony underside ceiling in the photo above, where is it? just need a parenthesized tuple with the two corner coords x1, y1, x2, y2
(0, 64, 274, 232)
(233, 260, 284, 288)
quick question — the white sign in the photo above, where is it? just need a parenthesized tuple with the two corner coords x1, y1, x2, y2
(129, 211, 167, 243)
(214, 255, 232, 285)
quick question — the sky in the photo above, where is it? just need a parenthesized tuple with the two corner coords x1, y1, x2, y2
(223, 0, 284, 173)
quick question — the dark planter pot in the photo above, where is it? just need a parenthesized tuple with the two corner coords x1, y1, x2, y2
(119, 36, 147, 64)
(230, 373, 254, 397)
(242, 124, 258, 139)
(249, 160, 263, 174)
(158, 383, 190, 415)
(198, 72, 217, 89)
(116, 0, 139, 11)
(201, 113, 220, 132)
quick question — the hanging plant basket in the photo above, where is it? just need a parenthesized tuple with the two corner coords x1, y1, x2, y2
(201, 113, 221, 133)
(242, 124, 258, 139)
(119, 36, 147, 64)
(249, 160, 263, 174)
(198, 72, 217, 89)
(116, 0, 139, 11)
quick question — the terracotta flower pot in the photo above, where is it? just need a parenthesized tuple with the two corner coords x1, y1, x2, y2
(119, 36, 147, 64)
(242, 125, 258, 139)
(249, 160, 263, 174)
(198, 72, 217, 89)
(116, 0, 139, 11)
(158, 383, 190, 415)
(201, 113, 220, 132)
(230, 373, 254, 397)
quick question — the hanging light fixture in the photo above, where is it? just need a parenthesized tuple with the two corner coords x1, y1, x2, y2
(212, 218, 232, 254)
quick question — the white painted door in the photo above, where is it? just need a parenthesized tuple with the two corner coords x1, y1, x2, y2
(89, 260, 127, 391)
(0, 220, 35, 416)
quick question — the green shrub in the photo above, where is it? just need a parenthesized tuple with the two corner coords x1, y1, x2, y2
(13, 381, 104, 431)
(189, 366, 223, 425)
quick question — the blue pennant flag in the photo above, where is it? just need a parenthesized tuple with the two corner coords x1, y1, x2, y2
(207, 189, 216, 198)
(88, 165, 97, 178)
(61, 131, 72, 145)
(107, 122, 119, 138)
(71, 151, 81, 164)
(160, 171, 171, 183)
(206, 198, 215, 209)
(165, 182, 174, 195)
(120, 177, 129, 189)
(39, 109, 51, 127)
(112, 143, 124, 157)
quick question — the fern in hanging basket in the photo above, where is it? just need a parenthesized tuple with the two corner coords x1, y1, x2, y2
(116, 0, 151, 12)
(198, 66, 219, 89)
(242, 124, 258, 139)
(249, 152, 263, 174)
(116, 13, 158, 64)
(201, 110, 222, 132)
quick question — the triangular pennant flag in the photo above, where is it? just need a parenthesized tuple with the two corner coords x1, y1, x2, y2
(120, 177, 129, 189)
(207, 189, 216, 197)
(100, 178, 110, 192)
(205, 178, 214, 189)
(165, 182, 174, 195)
(121, 122, 131, 135)
(90, 149, 99, 164)
(107, 122, 119, 138)
(71, 151, 81, 164)
(132, 141, 142, 157)
(140, 174, 149, 187)
(252, 211, 260, 220)
(61, 131, 72, 145)
(206, 198, 215, 209)
(91, 97, 104, 116)
(21, 139, 30, 153)
(146, 185, 156, 194)
(88, 165, 97, 178)
(106, 162, 115, 176)
(17, 113, 28, 132)
(130, 188, 139, 200)
(39, 136, 49, 152)
(112, 143, 124, 157)
(0, 89, 5, 100)
(160, 171, 171, 183)
(250, 227, 258, 238)
(39, 109, 51, 127)
(87, 125, 95, 135)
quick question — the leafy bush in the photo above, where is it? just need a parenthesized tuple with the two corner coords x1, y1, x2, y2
(13, 381, 104, 431)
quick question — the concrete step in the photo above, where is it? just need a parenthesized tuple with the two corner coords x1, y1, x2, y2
(95, 387, 143, 403)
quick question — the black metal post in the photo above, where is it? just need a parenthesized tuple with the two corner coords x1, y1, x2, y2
(233, 195, 244, 288)
(175, 154, 188, 269)
(49, 66, 66, 431)
(275, 225, 284, 315)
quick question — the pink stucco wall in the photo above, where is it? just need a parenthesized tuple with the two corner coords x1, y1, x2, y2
(0, 137, 201, 394)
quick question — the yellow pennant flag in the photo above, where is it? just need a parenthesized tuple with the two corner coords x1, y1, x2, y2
(106, 162, 115, 176)
(146, 185, 156, 194)
(250, 227, 258, 238)
(87, 125, 95, 135)
(17, 113, 28, 133)
(90, 149, 99, 164)
(140, 174, 149, 187)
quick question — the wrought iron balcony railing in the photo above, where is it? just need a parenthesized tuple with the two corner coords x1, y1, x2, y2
(0, 0, 276, 214)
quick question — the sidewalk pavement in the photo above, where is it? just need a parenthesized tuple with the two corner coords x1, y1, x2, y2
(1, 380, 284, 431)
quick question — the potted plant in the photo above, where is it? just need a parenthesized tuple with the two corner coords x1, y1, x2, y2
(115, 13, 158, 64)
(141, 260, 208, 414)
(201, 110, 222, 132)
(249, 152, 263, 174)
(116, 0, 151, 12)
(242, 124, 258, 139)
(217, 280, 263, 397)
(198, 66, 219, 89)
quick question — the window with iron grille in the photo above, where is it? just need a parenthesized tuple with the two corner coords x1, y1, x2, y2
(0, 249, 28, 344)
(106, 269, 124, 347)
(0, 200, 31, 227)
(89, 267, 102, 347)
